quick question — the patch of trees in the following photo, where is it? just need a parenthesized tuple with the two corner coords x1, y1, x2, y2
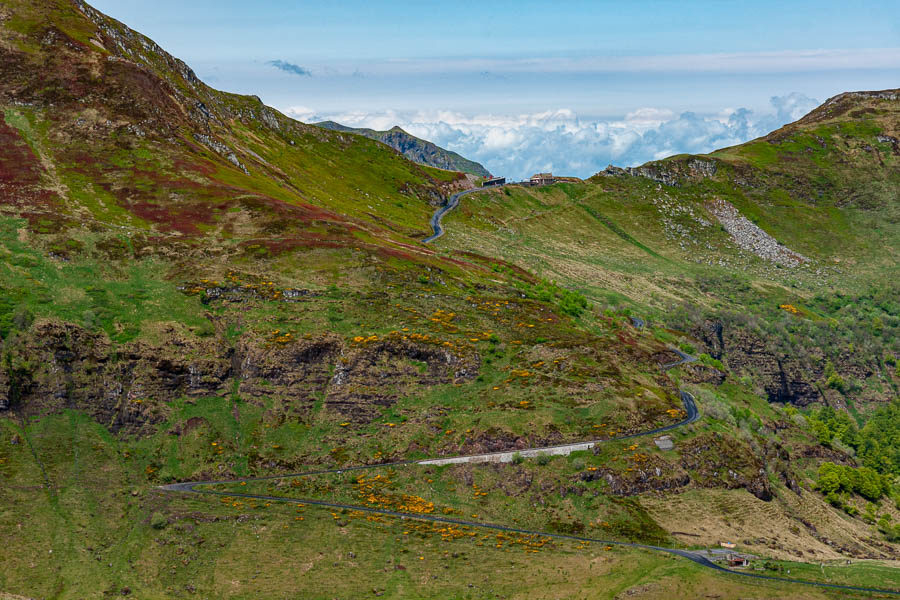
(814, 462, 890, 504)
(809, 402, 900, 478)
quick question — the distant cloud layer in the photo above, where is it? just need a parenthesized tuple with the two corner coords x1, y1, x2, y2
(285, 93, 818, 180)
(267, 60, 311, 77)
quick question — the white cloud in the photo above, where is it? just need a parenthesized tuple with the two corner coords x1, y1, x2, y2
(625, 107, 676, 124)
(284, 93, 821, 180)
(285, 105, 317, 122)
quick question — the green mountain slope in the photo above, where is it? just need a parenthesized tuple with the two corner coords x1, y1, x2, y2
(441, 89, 900, 409)
(315, 120, 492, 177)
(0, 2, 898, 598)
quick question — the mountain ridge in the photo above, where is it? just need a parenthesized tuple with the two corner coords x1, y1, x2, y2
(315, 120, 491, 177)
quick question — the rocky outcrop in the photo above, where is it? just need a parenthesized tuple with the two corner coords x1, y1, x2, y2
(681, 433, 774, 501)
(4, 319, 480, 435)
(693, 322, 823, 406)
(314, 121, 490, 177)
(598, 158, 718, 186)
(582, 455, 691, 496)
(192, 134, 248, 174)
(6, 320, 232, 435)
(581, 434, 773, 500)
(678, 363, 726, 385)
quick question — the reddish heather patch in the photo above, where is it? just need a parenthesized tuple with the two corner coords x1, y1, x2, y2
(236, 194, 359, 227)
(0, 120, 42, 187)
(238, 231, 438, 265)
(0, 120, 63, 217)
(615, 329, 639, 348)
(18, 210, 76, 233)
(239, 235, 349, 255)
(173, 155, 218, 178)
(458, 251, 538, 283)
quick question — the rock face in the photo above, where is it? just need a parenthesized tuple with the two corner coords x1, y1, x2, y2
(2, 319, 479, 435)
(654, 436, 674, 451)
(237, 333, 478, 424)
(693, 321, 823, 406)
(581, 454, 691, 496)
(678, 363, 726, 386)
(0, 367, 9, 411)
(599, 158, 718, 186)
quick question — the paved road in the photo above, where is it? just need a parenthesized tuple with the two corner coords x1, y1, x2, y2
(423, 185, 509, 243)
(662, 346, 697, 370)
(158, 378, 899, 596)
(418, 390, 698, 466)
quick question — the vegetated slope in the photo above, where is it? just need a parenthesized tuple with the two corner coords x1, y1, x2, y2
(316, 120, 491, 177)
(0, 1, 898, 598)
(0, 0, 474, 248)
(441, 89, 900, 411)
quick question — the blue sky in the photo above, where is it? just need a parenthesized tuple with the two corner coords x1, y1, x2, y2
(91, 0, 900, 178)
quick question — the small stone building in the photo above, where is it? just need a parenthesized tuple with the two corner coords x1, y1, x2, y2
(529, 172, 555, 185)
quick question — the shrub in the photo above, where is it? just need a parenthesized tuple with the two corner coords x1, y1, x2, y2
(150, 511, 167, 530)
(536, 452, 551, 466)
(823, 361, 845, 392)
(678, 342, 697, 355)
(511, 452, 524, 465)
(790, 413, 807, 428)
(698, 353, 725, 370)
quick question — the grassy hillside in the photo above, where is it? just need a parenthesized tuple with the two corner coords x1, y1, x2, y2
(438, 92, 900, 412)
(0, 2, 898, 598)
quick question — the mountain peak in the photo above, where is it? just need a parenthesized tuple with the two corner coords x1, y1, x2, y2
(315, 121, 490, 177)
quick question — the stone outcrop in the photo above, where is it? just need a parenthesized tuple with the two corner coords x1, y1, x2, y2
(599, 158, 718, 186)
(681, 433, 774, 501)
(583, 456, 691, 496)
(192, 134, 248, 174)
(581, 433, 773, 501)
(678, 363, 726, 386)
(2, 319, 479, 435)
(4, 320, 231, 435)
(693, 321, 823, 406)
(314, 121, 490, 177)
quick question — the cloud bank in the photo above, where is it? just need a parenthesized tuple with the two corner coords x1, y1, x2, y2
(286, 93, 819, 180)
(267, 60, 312, 77)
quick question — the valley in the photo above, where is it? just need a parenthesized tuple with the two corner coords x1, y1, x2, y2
(0, 1, 898, 598)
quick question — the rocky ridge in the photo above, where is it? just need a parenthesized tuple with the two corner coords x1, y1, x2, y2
(315, 121, 491, 177)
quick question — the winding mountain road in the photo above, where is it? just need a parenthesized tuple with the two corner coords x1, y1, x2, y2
(159, 193, 900, 596)
(422, 186, 494, 243)
(160, 386, 898, 596)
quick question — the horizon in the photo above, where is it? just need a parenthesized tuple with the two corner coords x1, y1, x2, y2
(89, 0, 900, 179)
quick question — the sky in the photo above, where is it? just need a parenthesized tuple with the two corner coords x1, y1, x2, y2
(91, 0, 900, 179)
